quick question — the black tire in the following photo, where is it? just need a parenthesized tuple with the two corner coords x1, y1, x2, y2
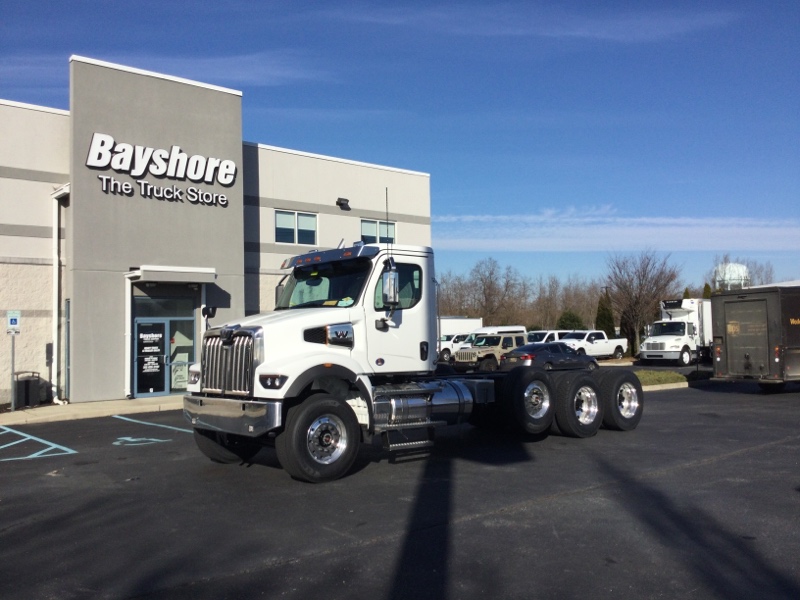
(587, 360, 599, 372)
(435, 362, 456, 376)
(502, 367, 555, 435)
(193, 428, 261, 464)
(677, 347, 692, 366)
(479, 357, 498, 372)
(275, 394, 360, 483)
(595, 369, 643, 431)
(576, 348, 586, 356)
(613, 346, 624, 360)
(439, 349, 451, 363)
(544, 363, 553, 371)
(552, 372, 603, 438)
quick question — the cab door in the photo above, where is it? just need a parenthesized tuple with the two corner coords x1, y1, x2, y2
(364, 253, 436, 374)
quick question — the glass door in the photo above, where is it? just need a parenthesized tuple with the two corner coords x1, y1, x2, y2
(132, 295, 196, 397)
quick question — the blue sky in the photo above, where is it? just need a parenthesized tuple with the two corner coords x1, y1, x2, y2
(3, 1, 799, 287)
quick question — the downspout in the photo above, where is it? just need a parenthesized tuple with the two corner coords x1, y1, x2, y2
(51, 184, 69, 405)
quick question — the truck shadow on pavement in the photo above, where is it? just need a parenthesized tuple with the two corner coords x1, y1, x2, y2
(593, 456, 800, 600)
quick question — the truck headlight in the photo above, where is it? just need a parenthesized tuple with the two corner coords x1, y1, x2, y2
(259, 375, 288, 389)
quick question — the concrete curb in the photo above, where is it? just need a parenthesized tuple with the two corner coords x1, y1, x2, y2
(0, 396, 184, 426)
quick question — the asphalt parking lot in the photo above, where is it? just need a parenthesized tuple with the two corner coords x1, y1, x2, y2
(1, 381, 799, 600)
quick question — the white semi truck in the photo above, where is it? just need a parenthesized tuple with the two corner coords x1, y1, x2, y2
(184, 243, 643, 482)
(639, 298, 712, 366)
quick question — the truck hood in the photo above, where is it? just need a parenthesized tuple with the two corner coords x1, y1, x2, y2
(212, 308, 355, 331)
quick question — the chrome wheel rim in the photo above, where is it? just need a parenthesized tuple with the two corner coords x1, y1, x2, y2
(574, 385, 599, 425)
(523, 381, 551, 420)
(616, 382, 640, 419)
(306, 415, 348, 464)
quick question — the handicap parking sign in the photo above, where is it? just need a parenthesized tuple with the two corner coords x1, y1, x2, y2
(7, 310, 20, 333)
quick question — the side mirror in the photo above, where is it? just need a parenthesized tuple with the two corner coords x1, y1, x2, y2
(201, 305, 217, 319)
(382, 270, 399, 307)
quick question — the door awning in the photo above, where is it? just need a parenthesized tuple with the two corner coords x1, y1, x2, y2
(125, 265, 217, 284)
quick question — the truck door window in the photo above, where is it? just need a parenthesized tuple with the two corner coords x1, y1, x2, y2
(375, 263, 422, 310)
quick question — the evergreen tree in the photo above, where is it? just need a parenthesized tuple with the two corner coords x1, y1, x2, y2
(683, 287, 691, 299)
(556, 309, 585, 330)
(595, 290, 616, 339)
(703, 283, 712, 299)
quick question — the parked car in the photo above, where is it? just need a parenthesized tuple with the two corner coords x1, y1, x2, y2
(526, 330, 571, 343)
(437, 332, 470, 362)
(499, 342, 599, 372)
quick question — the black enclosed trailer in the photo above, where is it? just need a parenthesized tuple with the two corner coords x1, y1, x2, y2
(711, 283, 800, 392)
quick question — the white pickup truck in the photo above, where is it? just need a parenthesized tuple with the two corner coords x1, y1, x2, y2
(561, 330, 628, 359)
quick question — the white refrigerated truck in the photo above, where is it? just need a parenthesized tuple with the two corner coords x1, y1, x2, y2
(184, 243, 643, 482)
(639, 298, 712, 366)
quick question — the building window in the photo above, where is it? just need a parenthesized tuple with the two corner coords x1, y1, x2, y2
(276, 210, 317, 245)
(361, 220, 395, 244)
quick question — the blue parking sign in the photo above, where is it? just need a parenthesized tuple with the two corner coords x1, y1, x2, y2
(7, 310, 20, 333)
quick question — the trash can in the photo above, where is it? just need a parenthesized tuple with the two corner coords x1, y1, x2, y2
(15, 372, 42, 408)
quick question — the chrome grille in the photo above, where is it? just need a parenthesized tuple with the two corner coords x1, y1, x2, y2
(201, 332, 255, 396)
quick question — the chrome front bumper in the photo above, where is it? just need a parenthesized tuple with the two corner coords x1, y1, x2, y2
(184, 395, 282, 437)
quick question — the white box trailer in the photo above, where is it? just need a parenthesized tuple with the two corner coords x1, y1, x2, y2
(640, 298, 712, 366)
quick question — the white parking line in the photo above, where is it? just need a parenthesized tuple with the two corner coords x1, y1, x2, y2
(111, 415, 193, 433)
(0, 426, 78, 461)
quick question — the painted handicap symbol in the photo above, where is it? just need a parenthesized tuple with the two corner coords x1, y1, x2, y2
(113, 437, 171, 446)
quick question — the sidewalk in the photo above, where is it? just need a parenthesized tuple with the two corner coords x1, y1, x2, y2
(0, 395, 184, 426)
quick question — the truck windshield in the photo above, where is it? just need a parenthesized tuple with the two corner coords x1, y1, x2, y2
(275, 258, 372, 309)
(561, 332, 585, 340)
(474, 335, 501, 347)
(651, 322, 686, 336)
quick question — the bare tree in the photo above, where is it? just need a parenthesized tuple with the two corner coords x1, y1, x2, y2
(468, 258, 527, 325)
(531, 275, 561, 329)
(606, 250, 681, 353)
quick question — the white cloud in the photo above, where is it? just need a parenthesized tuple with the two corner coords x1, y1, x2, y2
(432, 210, 800, 252)
(322, 4, 739, 43)
(0, 51, 331, 93)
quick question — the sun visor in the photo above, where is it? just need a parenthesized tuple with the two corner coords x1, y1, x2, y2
(125, 265, 217, 283)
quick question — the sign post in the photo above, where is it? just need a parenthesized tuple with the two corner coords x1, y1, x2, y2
(7, 311, 20, 411)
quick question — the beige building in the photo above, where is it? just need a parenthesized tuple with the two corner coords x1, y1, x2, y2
(0, 56, 430, 406)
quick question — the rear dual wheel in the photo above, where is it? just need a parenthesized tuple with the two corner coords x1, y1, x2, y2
(551, 372, 603, 438)
(593, 369, 643, 431)
(502, 367, 555, 435)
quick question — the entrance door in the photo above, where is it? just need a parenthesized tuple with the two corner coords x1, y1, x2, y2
(134, 317, 196, 397)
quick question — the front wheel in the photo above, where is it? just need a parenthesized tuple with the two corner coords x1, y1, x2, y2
(677, 347, 692, 366)
(275, 394, 361, 483)
(193, 429, 261, 464)
(439, 349, 451, 363)
(479, 357, 498, 372)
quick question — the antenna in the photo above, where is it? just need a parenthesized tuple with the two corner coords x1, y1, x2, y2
(385, 187, 392, 257)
